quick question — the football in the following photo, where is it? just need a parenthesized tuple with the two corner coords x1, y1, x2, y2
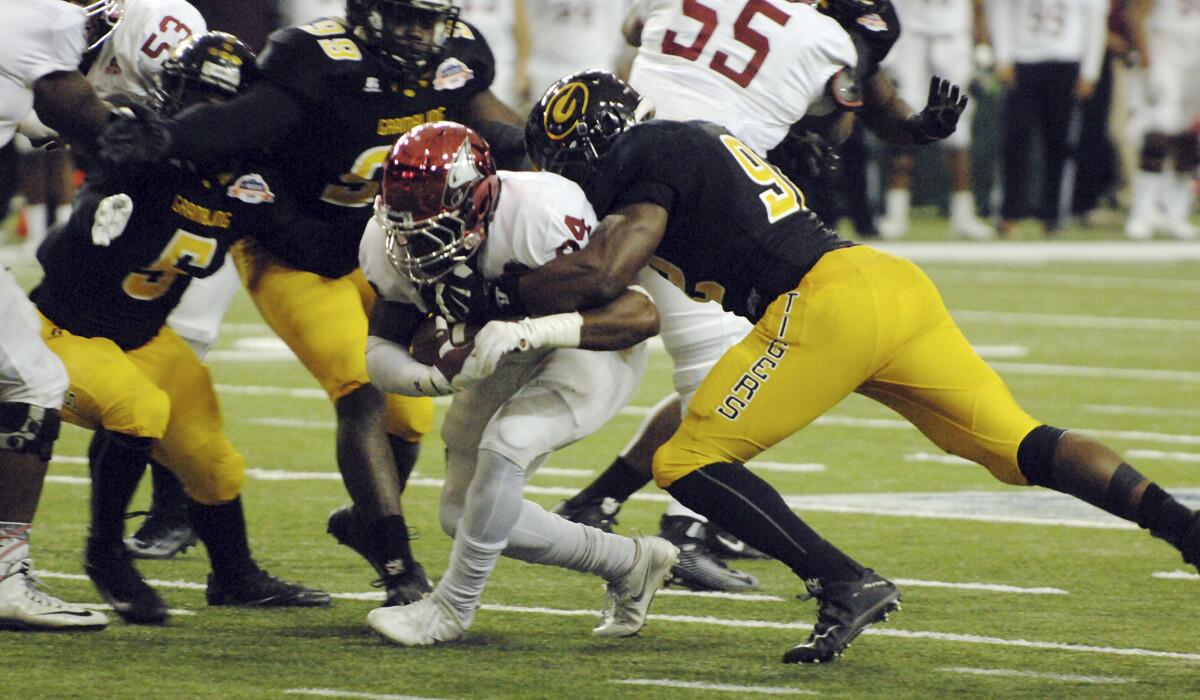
(409, 316, 480, 373)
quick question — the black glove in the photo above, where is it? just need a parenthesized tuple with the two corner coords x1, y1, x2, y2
(768, 129, 841, 189)
(430, 264, 528, 323)
(94, 107, 173, 172)
(908, 76, 967, 145)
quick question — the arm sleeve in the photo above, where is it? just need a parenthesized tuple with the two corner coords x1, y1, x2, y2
(166, 81, 307, 165)
(366, 335, 454, 397)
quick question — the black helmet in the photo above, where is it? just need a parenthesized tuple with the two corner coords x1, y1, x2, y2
(524, 70, 653, 189)
(345, 0, 459, 80)
(154, 32, 257, 116)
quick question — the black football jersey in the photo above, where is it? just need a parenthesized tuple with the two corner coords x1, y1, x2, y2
(31, 164, 285, 350)
(249, 17, 496, 274)
(587, 120, 854, 321)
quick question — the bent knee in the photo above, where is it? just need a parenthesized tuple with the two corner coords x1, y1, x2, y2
(175, 446, 246, 505)
(385, 394, 434, 441)
(108, 387, 171, 439)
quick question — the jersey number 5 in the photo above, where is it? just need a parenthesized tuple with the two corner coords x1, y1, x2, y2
(661, 0, 790, 88)
(123, 230, 219, 301)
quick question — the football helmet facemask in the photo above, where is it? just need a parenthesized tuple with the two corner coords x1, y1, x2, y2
(346, 0, 459, 80)
(77, 0, 125, 51)
(154, 32, 258, 116)
(375, 122, 500, 286)
(525, 70, 654, 191)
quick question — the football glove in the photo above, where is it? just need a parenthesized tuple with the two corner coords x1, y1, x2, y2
(94, 106, 173, 172)
(432, 264, 526, 324)
(909, 76, 967, 145)
(768, 129, 841, 188)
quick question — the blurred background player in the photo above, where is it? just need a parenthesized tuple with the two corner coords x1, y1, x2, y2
(522, 0, 633, 106)
(990, 0, 1108, 236)
(1123, 0, 1199, 240)
(876, 0, 995, 240)
(361, 123, 675, 646)
(456, 0, 531, 109)
(158, 0, 529, 607)
(32, 32, 331, 624)
(0, 0, 113, 632)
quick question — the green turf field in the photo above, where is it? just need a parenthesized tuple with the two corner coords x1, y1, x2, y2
(5, 215, 1200, 699)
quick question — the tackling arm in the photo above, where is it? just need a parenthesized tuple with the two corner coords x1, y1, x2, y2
(167, 81, 307, 165)
(465, 90, 529, 170)
(31, 71, 111, 150)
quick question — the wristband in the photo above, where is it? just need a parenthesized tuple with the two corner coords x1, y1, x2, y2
(517, 312, 584, 349)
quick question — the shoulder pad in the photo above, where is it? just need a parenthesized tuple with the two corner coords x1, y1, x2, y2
(437, 20, 495, 94)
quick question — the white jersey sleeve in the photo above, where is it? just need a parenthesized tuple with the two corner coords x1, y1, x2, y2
(476, 171, 600, 279)
(629, 0, 856, 153)
(86, 0, 206, 100)
(0, 0, 87, 147)
(359, 218, 430, 310)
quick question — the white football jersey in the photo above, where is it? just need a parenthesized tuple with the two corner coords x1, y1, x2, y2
(1148, 0, 1200, 46)
(988, 0, 1108, 81)
(0, 0, 87, 148)
(628, 0, 856, 153)
(360, 170, 599, 308)
(892, 0, 972, 36)
(526, 0, 632, 98)
(85, 0, 206, 100)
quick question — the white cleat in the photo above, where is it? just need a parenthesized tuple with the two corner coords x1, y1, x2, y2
(366, 591, 465, 646)
(951, 215, 997, 241)
(1167, 220, 1199, 240)
(0, 559, 108, 631)
(1125, 217, 1156, 240)
(875, 216, 908, 241)
(592, 535, 678, 638)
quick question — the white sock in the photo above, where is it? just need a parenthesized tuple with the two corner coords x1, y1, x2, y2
(1166, 171, 1196, 226)
(1129, 170, 1166, 223)
(22, 203, 47, 252)
(434, 450, 527, 625)
(665, 497, 705, 521)
(0, 521, 31, 578)
(53, 203, 72, 225)
(950, 190, 979, 222)
(884, 188, 910, 222)
(503, 500, 637, 582)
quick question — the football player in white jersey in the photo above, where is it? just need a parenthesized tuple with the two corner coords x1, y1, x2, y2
(359, 122, 676, 646)
(1124, 0, 1200, 240)
(551, 0, 970, 592)
(877, 0, 995, 240)
(457, 0, 531, 108)
(523, 0, 633, 106)
(0, 0, 113, 632)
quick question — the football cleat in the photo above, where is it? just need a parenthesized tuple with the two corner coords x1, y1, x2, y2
(593, 535, 678, 638)
(367, 591, 466, 646)
(660, 515, 759, 592)
(328, 503, 432, 604)
(124, 509, 198, 560)
(551, 496, 622, 533)
(951, 214, 997, 241)
(378, 560, 434, 607)
(205, 569, 331, 607)
(705, 524, 771, 560)
(327, 503, 377, 571)
(84, 539, 168, 625)
(0, 559, 109, 631)
(782, 569, 901, 664)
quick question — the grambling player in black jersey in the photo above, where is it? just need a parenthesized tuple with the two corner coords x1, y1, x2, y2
(146, 0, 531, 605)
(433, 72, 1200, 664)
(32, 32, 331, 624)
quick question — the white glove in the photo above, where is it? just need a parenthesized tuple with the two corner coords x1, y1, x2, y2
(464, 320, 529, 379)
(467, 312, 585, 377)
(91, 193, 134, 246)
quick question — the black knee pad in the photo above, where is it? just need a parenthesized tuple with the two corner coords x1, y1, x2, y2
(0, 403, 61, 461)
(1016, 425, 1066, 488)
(1140, 133, 1170, 171)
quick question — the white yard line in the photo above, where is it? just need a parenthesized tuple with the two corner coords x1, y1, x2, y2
(38, 572, 1185, 661)
(989, 362, 1200, 384)
(937, 667, 1130, 684)
(1126, 450, 1200, 463)
(923, 268, 1200, 293)
(1085, 404, 1200, 419)
(889, 579, 1067, 595)
(1152, 571, 1200, 581)
(285, 690, 445, 700)
(613, 679, 815, 695)
(873, 240, 1200, 263)
(952, 310, 1200, 333)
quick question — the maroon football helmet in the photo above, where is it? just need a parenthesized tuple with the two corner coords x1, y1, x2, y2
(375, 122, 500, 285)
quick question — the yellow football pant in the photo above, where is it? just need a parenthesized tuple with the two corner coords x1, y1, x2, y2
(39, 313, 244, 504)
(232, 238, 433, 441)
(654, 246, 1042, 487)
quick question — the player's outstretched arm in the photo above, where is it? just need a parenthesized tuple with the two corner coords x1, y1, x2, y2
(167, 81, 307, 165)
(859, 73, 967, 145)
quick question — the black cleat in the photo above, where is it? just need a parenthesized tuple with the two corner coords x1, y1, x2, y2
(551, 497, 622, 533)
(125, 509, 198, 560)
(206, 569, 331, 607)
(83, 539, 169, 625)
(328, 504, 431, 605)
(705, 524, 771, 560)
(659, 515, 758, 592)
(1173, 512, 1200, 572)
(783, 569, 900, 664)
(378, 560, 433, 607)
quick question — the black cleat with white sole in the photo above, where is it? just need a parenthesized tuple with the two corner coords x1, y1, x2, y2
(84, 539, 169, 625)
(783, 569, 900, 664)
